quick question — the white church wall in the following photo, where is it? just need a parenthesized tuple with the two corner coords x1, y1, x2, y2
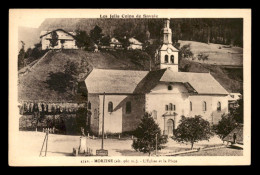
(98, 95, 124, 134)
(145, 83, 190, 133)
(88, 94, 100, 135)
(97, 94, 145, 135)
(188, 95, 229, 124)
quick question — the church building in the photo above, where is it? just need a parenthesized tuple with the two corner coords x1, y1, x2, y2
(84, 19, 229, 136)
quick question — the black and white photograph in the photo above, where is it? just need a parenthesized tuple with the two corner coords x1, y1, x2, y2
(8, 9, 251, 166)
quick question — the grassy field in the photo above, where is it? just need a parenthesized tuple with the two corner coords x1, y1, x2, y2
(179, 40, 243, 66)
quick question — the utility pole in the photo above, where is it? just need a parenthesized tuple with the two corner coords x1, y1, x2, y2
(155, 133, 158, 156)
(101, 92, 105, 150)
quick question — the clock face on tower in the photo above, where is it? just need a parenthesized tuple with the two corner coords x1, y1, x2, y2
(167, 48, 172, 54)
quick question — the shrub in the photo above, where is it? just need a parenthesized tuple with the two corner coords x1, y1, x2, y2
(214, 114, 237, 140)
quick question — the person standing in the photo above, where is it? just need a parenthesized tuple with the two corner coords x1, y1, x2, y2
(233, 133, 237, 144)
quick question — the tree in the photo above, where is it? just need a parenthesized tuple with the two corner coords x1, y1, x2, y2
(24, 42, 48, 66)
(230, 98, 243, 123)
(75, 29, 95, 51)
(18, 41, 26, 70)
(75, 107, 88, 134)
(198, 53, 209, 62)
(45, 71, 74, 93)
(132, 113, 167, 156)
(179, 44, 193, 60)
(60, 39, 65, 49)
(49, 31, 59, 48)
(90, 25, 103, 44)
(135, 32, 147, 44)
(173, 115, 213, 149)
(100, 35, 110, 46)
(214, 114, 237, 140)
(45, 61, 79, 94)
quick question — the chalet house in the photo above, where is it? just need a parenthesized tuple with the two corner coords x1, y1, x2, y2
(109, 37, 122, 48)
(228, 93, 242, 111)
(127, 37, 143, 50)
(40, 29, 78, 50)
(84, 19, 229, 136)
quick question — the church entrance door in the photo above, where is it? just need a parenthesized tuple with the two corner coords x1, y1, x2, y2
(166, 119, 174, 136)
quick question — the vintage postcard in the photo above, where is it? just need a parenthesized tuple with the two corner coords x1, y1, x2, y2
(9, 9, 251, 166)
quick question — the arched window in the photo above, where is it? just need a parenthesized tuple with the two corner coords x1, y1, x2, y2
(152, 110, 157, 119)
(168, 85, 172, 90)
(126, 101, 131, 114)
(173, 105, 176, 111)
(108, 101, 113, 112)
(169, 103, 173, 111)
(203, 101, 207, 111)
(88, 102, 91, 109)
(217, 102, 221, 111)
(165, 55, 168, 63)
(190, 101, 192, 111)
(165, 105, 169, 111)
(170, 55, 174, 63)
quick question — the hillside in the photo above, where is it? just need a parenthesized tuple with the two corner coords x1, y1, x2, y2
(18, 49, 150, 102)
(179, 59, 243, 94)
(179, 40, 243, 66)
(18, 48, 243, 103)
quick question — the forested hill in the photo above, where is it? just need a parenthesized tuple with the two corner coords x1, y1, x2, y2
(38, 18, 243, 47)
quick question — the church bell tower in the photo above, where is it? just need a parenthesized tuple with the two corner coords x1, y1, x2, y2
(155, 18, 179, 72)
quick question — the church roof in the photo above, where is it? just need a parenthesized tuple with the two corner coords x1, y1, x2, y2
(85, 68, 229, 95)
(85, 69, 149, 94)
(159, 68, 229, 95)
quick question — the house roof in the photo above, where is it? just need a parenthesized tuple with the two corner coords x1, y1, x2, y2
(128, 37, 142, 45)
(110, 38, 122, 45)
(85, 68, 229, 95)
(223, 124, 243, 144)
(40, 29, 76, 39)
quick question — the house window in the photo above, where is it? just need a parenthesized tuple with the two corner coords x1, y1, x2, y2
(108, 101, 113, 112)
(165, 55, 169, 63)
(168, 85, 172, 90)
(171, 55, 174, 63)
(126, 101, 131, 114)
(165, 105, 169, 111)
(169, 103, 173, 111)
(203, 101, 207, 111)
(190, 101, 192, 111)
(217, 102, 221, 111)
(88, 102, 91, 109)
